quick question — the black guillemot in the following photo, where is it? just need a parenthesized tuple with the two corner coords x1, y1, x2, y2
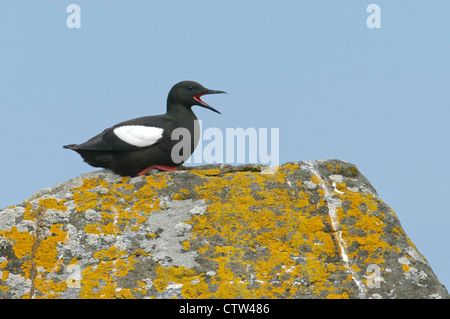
(63, 81, 226, 176)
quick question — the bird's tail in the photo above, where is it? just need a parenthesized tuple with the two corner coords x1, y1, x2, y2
(63, 144, 113, 168)
(63, 144, 78, 150)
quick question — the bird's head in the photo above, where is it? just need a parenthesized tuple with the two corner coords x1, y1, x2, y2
(167, 81, 226, 114)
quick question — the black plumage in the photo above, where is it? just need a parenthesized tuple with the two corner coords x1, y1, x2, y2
(64, 81, 225, 176)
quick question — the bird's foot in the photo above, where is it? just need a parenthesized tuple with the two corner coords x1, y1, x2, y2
(137, 164, 179, 176)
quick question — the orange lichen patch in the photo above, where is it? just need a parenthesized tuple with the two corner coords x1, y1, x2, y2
(72, 182, 100, 212)
(311, 174, 322, 185)
(0, 259, 8, 269)
(0, 226, 34, 259)
(173, 188, 190, 200)
(132, 175, 168, 211)
(153, 265, 212, 299)
(327, 163, 358, 176)
(181, 240, 191, 251)
(401, 262, 411, 273)
(0, 212, 68, 298)
(22, 198, 67, 221)
(134, 280, 148, 295)
(34, 223, 68, 272)
(290, 258, 343, 296)
(336, 190, 392, 265)
(282, 162, 300, 173)
(23, 204, 35, 221)
(30, 254, 68, 299)
(392, 225, 406, 238)
(69, 174, 171, 299)
(113, 176, 133, 189)
(93, 245, 127, 260)
(173, 193, 183, 200)
(270, 163, 298, 184)
(0, 259, 9, 291)
(181, 277, 211, 299)
(74, 174, 169, 238)
(38, 198, 67, 211)
(326, 292, 350, 299)
(84, 223, 101, 235)
(153, 265, 197, 292)
(335, 182, 347, 192)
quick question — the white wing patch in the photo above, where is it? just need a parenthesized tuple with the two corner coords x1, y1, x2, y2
(113, 125, 164, 147)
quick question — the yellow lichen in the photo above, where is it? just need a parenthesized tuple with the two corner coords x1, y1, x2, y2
(336, 191, 392, 265)
(326, 292, 350, 299)
(173, 193, 184, 200)
(0, 226, 34, 259)
(35, 223, 68, 272)
(38, 198, 67, 211)
(327, 163, 357, 176)
(402, 263, 411, 273)
(1, 163, 412, 299)
(68, 174, 171, 298)
(311, 174, 322, 185)
(152, 167, 358, 298)
(0, 260, 9, 292)
(80, 246, 140, 299)
(0, 211, 68, 298)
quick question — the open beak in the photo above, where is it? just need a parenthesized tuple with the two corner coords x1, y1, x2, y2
(194, 89, 226, 114)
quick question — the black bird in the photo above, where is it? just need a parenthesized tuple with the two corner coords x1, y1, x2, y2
(63, 81, 226, 176)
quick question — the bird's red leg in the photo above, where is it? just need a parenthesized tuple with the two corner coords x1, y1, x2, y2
(137, 164, 178, 176)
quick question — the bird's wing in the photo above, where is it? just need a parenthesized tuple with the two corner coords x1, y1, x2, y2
(111, 125, 164, 147)
(72, 115, 173, 151)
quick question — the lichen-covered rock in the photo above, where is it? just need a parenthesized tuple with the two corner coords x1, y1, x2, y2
(0, 160, 447, 299)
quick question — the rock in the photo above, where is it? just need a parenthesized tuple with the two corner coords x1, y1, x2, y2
(0, 159, 447, 299)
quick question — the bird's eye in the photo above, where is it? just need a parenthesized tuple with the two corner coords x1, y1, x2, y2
(188, 86, 193, 91)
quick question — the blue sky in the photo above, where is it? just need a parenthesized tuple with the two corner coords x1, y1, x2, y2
(1, 1, 449, 291)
